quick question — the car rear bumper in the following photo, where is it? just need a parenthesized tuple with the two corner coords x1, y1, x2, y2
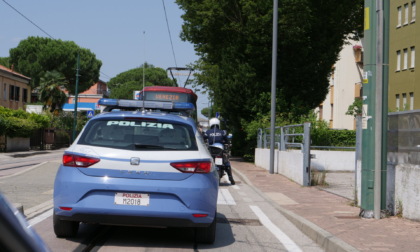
(53, 165, 218, 227)
(56, 212, 212, 228)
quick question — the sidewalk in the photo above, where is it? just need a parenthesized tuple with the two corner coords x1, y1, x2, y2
(231, 158, 420, 252)
(0, 149, 59, 161)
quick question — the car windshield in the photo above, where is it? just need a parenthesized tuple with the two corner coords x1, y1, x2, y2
(78, 118, 198, 151)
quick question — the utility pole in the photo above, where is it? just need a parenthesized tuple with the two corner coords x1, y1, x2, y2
(72, 52, 80, 142)
(361, 0, 389, 219)
(142, 31, 146, 90)
(374, 0, 384, 219)
(269, 0, 278, 174)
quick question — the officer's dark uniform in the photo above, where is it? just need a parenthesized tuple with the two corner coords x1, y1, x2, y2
(204, 127, 235, 185)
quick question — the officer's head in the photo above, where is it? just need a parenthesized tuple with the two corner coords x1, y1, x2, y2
(209, 118, 220, 129)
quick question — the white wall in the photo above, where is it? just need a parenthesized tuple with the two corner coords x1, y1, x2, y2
(26, 105, 43, 114)
(311, 150, 355, 172)
(395, 164, 420, 221)
(255, 148, 308, 186)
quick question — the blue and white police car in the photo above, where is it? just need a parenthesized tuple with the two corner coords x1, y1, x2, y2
(53, 99, 219, 243)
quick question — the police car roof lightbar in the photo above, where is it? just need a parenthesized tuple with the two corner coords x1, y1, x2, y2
(99, 98, 173, 109)
(98, 98, 196, 111)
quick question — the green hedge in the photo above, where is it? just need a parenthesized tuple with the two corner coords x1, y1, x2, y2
(0, 107, 49, 138)
(311, 128, 356, 147)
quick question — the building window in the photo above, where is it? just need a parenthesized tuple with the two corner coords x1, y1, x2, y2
(23, 88, 28, 103)
(404, 48, 408, 70)
(398, 6, 402, 27)
(410, 92, 414, 110)
(396, 94, 400, 110)
(411, 46, 416, 68)
(412, 1, 417, 22)
(9, 85, 14, 101)
(403, 93, 407, 109)
(330, 104, 334, 120)
(3, 83, 7, 100)
(405, 3, 410, 25)
(397, 50, 401, 71)
(15, 86, 20, 101)
(8, 85, 20, 101)
(319, 105, 323, 120)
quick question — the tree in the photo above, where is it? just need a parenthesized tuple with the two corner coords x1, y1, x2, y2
(346, 98, 363, 117)
(176, 0, 363, 156)
(9, 36, 102, 94)
(108, 64, 174, 99)
(0, 57, 10, 68)
(110, 82, 143, 99)
(201, 107, 211, 119)
(38, 71, 68, 113)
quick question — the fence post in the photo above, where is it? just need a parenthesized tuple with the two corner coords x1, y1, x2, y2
(257, 129, 262, 148)
(280, 126, 286, 151)
(303, 122, 311, 186)
(263, 130, 267, 149)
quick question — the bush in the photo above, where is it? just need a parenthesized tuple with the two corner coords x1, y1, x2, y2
(0, 107, 49, 138)
(244, 110, 356, 154)
(4, 117, 38, 138)
(49, 111, 88, 132)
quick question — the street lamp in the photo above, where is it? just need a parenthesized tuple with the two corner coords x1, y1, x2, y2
(269, 0, 279, 174)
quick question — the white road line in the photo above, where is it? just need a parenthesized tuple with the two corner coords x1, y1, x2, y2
(250, 205, 302, 252)
(231, 185, 240, 190)
(25, 199, 53, 219)
(217, 188, 236, 205)
(28, 209, 53, 226)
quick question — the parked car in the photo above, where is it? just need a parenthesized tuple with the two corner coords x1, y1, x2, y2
(0, 193, 50, 252)
(53, 102, 219, 243)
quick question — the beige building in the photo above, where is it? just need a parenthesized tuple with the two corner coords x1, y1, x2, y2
(0, 65, 31, 110)
(389, 1, 418, 111)
(316, 39, 364, 130)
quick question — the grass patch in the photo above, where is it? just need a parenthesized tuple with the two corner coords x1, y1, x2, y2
(311, 169, 329, 186)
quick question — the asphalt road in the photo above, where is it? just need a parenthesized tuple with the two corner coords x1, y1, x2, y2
(0, 156, 325, 251)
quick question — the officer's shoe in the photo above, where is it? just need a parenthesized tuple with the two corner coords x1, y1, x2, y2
(229, 178, 235, 185)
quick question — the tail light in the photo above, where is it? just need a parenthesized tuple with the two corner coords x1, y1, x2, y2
(63, 154, 100, 168)
(193, 214, 208, 218)
(170, 161, 211, 173)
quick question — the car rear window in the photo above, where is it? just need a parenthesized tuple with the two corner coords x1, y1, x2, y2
(78, 118, 198, 151)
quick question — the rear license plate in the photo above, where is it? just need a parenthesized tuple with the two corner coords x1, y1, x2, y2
(114, 192, 150, 206)
(215, 157, 223, 165)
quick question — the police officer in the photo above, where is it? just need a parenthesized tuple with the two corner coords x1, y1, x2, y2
(204, 118, 235, 185)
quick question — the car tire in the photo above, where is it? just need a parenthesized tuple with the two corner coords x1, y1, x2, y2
(53, 211, 79, 238)
(195, 212, 217, 244)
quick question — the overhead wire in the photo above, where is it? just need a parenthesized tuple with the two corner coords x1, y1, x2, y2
(162, 0, 179, 68)
(1, 0, 112, 81)
(2, 0, 55, 39)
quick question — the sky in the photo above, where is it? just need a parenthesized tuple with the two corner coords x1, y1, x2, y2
(0, 0, 209, 118)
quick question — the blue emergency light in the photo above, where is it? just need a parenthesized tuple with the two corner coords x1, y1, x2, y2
(98, 98, 195, 112)
(173, 102, 195, 110)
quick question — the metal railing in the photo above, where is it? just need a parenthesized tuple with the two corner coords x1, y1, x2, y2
(257, 123, 310, 152)
(258, 123, 311, 186)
